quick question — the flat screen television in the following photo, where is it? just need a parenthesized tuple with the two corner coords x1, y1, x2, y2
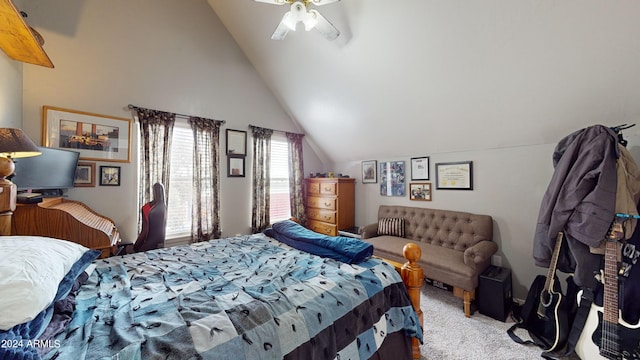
(11, 147, 80, 193)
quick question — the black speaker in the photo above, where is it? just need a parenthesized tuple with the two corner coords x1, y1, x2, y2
(478, 265, 512, 322)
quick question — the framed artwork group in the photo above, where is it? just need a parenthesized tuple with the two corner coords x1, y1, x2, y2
(226, 129, 247, 177)
(74, 162, 121, 187)
(360, 156, 474, 200)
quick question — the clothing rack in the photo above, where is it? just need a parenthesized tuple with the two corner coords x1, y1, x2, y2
(128, 104, 226, 125)
(610, 123, 635, 147)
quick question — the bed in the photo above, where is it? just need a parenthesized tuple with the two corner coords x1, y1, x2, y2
(0, 221, 423, 360)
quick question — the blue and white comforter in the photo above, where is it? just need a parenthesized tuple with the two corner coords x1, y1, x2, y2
(43, 233, 422, 360)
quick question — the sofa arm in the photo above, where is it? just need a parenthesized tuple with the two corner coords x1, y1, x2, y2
(360, 223, 378, 239)
(463, 241, 498, 268)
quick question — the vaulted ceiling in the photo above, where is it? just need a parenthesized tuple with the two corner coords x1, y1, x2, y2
(210, 1, 640, 163)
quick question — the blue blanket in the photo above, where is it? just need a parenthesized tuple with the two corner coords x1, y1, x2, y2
(40, 234, 421, 360)
(264, 220, 373, 264)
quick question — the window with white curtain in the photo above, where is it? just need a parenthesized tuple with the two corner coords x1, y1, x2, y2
(165, 127, 290, 237)
(269, 132, 291, 222)
(166, 122, 194, 238)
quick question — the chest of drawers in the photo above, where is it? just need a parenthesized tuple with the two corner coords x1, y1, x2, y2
(305, 177, 355, 236)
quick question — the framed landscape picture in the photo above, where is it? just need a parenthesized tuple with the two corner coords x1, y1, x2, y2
(43, 106, 132, 163)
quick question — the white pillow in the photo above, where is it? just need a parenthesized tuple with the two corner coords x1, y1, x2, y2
(0, 236, 90, 330)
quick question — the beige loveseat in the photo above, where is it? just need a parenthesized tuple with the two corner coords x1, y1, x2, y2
(361, 205, 496, 317)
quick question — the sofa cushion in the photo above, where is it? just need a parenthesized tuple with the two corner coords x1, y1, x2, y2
(378, 217, 405, 237)
(365, 235, 480, 291)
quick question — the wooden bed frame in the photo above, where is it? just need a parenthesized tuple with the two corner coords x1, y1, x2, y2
(378, 243, 424, 360)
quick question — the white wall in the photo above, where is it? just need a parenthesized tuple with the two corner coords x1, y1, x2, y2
(20, 0, 322, 242)
(0, 52, 23, 128)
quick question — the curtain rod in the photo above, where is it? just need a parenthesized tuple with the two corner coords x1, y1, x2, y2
(249, 124, 304, 136)
(128, 104, 226, 125)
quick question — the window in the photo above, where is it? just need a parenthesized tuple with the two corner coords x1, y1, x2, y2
(166, 122, 194, 238)
(270, 133, 291, 222)
(165, 126, 290, 237)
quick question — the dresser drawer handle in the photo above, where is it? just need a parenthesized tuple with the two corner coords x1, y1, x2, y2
(324, 202, 332, 206)
(323, 186, 332, 191)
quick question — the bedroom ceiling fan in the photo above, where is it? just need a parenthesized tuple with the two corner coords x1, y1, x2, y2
(255, 0, 341, 41)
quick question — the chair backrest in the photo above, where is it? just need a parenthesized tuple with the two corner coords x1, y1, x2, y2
(133, 182, 167, 252)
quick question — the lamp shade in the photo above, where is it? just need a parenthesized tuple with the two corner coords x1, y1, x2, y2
(0, 128, 41, 158)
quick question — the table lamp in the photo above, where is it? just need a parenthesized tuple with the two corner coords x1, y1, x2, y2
(0, 128, 41, 235)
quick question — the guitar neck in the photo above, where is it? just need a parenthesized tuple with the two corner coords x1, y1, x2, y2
(600, 221, 623, 358)
(603, 236, 619, 325)
(543, 232, 563, 292)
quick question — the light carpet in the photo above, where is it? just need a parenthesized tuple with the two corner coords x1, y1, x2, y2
(418, 285, 580, 360)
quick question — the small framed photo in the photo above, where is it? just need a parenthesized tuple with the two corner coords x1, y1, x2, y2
(362, 160, 377, 183)
(435, 161, 473, 190)
(228, 155, 245, 177)
(226, 129, 247, 155)
(410, 182, 432, 201)
(74, 162, 95, 187)
(99, 166, 121, 186)
(411, 156, 430, 180)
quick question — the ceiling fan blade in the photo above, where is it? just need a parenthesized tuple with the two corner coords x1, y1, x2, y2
(254, 0, 289, 5)
(310, 9, 340, 41)
(308, 0, 340, 6)
(271, 14, 292, 40)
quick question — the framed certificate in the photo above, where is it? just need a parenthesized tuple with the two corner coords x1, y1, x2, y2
(435, 161, 473, 190)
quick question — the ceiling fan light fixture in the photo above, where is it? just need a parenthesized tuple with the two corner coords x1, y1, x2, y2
(282, 12, 297, 31)
(303, 10, 318, 31)
(258, 0, 341, 41)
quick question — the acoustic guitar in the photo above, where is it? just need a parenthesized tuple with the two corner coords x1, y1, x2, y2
(575, 220, 640, 360)
(532, 231, 569, 351)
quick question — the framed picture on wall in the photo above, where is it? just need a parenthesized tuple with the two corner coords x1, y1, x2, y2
(226, 129, 247, 155)
(410, 156, 429, 180)
(99, 166, 121, 186)
(228, 155, 245, 177)
(42, 106, 132, 163)
(74, 162, 95, 187)
(361, 160, 377, 183)
(410, 182, 432, 201)
(380, 161, 405, 196)
(435, 161, 473, 190)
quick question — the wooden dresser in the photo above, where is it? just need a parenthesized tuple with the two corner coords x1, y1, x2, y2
(12, 197, 121, 258)
(305, 177, 355, 236)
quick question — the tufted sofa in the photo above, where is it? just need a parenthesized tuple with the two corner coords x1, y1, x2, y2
(361, 205, 496, 317)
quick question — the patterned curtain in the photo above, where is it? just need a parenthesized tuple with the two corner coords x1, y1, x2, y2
(286, 132, 306, 224)
(251, 125, 273, 233)
(135, 107, 175, 227)
(189, 117, 223, 242)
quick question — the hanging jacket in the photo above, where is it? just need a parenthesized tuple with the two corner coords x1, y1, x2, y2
(533, 125, 619, 289)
